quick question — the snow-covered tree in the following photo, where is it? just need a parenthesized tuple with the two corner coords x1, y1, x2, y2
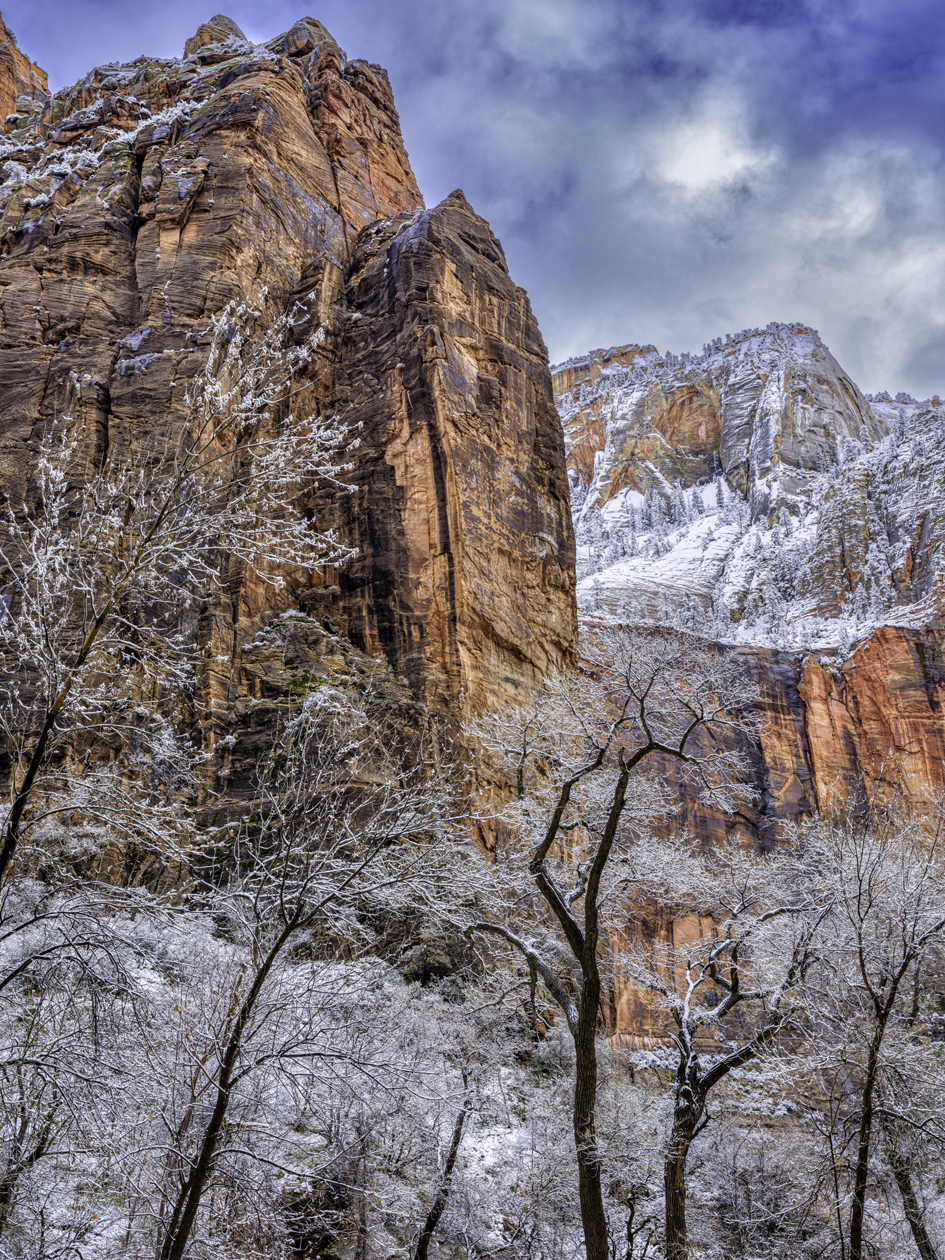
(620, 835, 827, 1260)
(670, 483, 687, 526)
(0, 679, 476, 1258)
(796, 803, 945, 1260)
(465, 627, 758, 1260)
(0, 293, 355, 887)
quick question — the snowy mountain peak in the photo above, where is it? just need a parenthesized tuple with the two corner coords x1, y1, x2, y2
(557, 326, 945, 652)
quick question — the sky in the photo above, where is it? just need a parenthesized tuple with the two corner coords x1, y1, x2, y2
(6, 0, 945, 396)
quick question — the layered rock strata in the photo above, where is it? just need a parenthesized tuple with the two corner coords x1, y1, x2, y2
(639, 624, 945, 854)
(559, 324, 945, 647)
(0, 11, 47, 127)
(0, 16, 576, 738)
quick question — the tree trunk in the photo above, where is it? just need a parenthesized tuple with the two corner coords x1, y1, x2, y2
(663, 1092, 700, 1260)
(159, 921, 295, 1260)
(574, 970, 609, 1260)
(414, 1081, 469, 1260)
(878, 1105, 940, 1260)
(0, 1173, 16, 1236)
(849, 1034, 882, 1260)
(0, 1105, 57, 1239)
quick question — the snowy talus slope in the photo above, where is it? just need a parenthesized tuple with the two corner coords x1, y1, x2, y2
(554, 322, 945, 651)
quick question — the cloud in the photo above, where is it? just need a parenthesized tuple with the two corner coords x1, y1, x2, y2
(654, 94, 778, 195)
(7, 0, 945, 395)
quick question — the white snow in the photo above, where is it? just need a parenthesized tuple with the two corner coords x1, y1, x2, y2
(558, 325, 945, 653)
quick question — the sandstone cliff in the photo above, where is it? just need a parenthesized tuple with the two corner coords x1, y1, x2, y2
(0, 15, 576, 737)
(0, 10, 47, 127)
(335, 192, 574, 711)
(2, 19, 944, 1074)
(639, 624, 945, 853)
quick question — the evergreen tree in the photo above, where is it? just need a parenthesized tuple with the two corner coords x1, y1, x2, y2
(670, 482, 687, 525)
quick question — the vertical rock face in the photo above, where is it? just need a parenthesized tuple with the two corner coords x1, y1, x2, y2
(0, 17, 576, 729)
(335, 192, 575, 710)
(0, 11, 47, 126)
(558, 324, 881, 516)
(551, 342, 657, 490)
(798, 626, 945, 809)
(644, 626, 945, 856)
(0, 16, 937, 852)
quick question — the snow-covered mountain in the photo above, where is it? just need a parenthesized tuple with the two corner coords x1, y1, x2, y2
(554, 323, 945, 650)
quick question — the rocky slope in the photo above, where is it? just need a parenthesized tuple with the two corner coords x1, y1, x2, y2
(0, 14, 575, 735)
(558, 325, 945, 828)
(558, 323, 944, 648)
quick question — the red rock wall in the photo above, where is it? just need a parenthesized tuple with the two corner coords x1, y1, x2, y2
(334, 192, 576, 710)
(0, 23, 576, 725)
(640, 626, 945, 855)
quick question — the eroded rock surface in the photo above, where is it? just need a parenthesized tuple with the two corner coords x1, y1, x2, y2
(334, 192, 575, 710)
(560, 324, 945, 649)
(0, 16, 576, 736)
(606, 622, 945, 1046)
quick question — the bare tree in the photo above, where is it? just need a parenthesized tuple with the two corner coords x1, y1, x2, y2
(620, 835, 827, 1260)
(0, 867, 168, 1250)
(142, 688, 468, 1260)
(798, 803, 945, 1260)
(413, 1065, 472, 1260)
(465, 627, 757, 1260)
(0, 297, 362, 1251)
(0, 291, 354, 887)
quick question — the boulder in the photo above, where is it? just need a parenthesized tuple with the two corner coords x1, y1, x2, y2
(183, 14, 246, 57)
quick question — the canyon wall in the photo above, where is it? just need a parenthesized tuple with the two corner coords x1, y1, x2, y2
(604, 624, 945, 1047)
(558, 326, 945, 836)
(559, 328, 945, 1039)
(559, 324, 945, 643)
(643, 624, 945, 853)
(1, 15, 940, 826)
(2, 18, 944, 1060)
(0, 15, 575, 737)
(336, 192, 574, 711)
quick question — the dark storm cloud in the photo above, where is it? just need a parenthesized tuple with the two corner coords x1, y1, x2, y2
(7, 0, 945, 394)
